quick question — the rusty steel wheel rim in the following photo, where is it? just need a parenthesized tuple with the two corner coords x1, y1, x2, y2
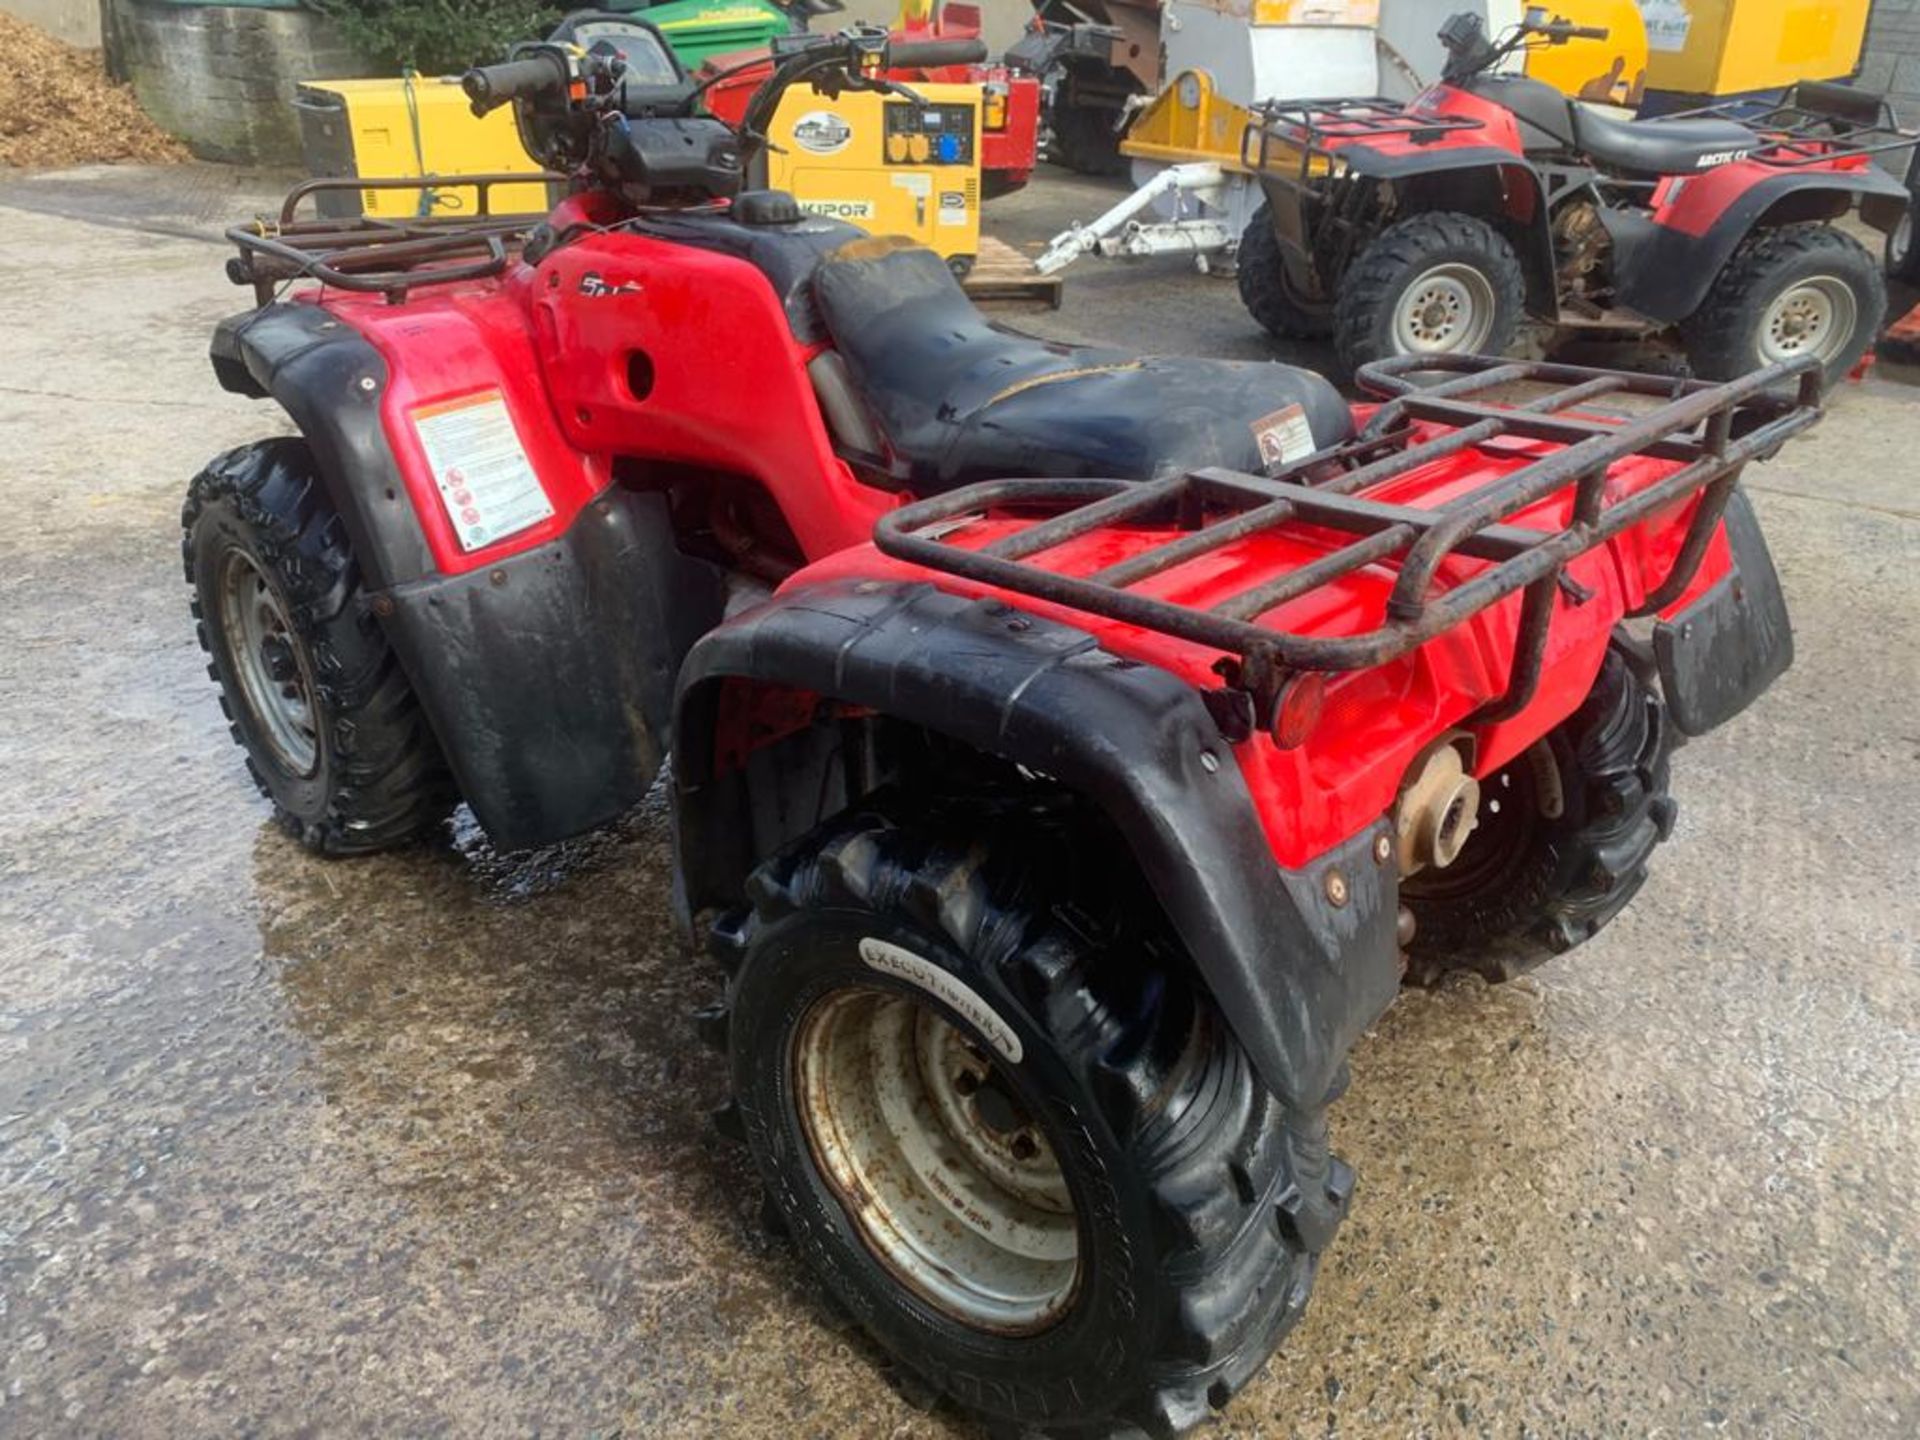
(792, 983, 1080, 1334)
(218, 548, 320, 777)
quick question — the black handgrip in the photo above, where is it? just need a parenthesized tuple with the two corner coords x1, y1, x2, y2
(461, 52, 568, 116)
(1567, 24, 1610, 40)
(888, 37, 989, 69)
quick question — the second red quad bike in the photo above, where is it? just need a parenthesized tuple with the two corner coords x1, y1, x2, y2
(192, 15, 1812, 1436)
(1237, 7, 1917, 379)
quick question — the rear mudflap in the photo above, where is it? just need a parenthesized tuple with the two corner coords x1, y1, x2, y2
(1653, 488, 1793, 737)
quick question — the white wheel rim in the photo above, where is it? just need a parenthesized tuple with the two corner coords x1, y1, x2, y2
(218, 549, 319, 776)
(1391, 263, 1498, 354)
(792, 985, 1080, 1334)
(1758, 274, 1857, 366)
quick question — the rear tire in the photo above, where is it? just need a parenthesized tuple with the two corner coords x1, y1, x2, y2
(1402, 648, 1676, 986)
(1682, 222, 1885, 387)
(1237, 205, 1334, 340)
(711, 813, 1350, 1437)
(183, 438, 456, 855)
(1887, 200, 1920, 283)
(1333, 211, 1526, 374)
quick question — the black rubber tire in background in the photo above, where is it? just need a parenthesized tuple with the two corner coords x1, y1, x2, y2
(183, 438, 456, 855)
(1402, 648, 1677, 986)
(1886, 199, 1920, 284)
(708, 814, 1351, 1438)
(1682, 222, 1886, 387)
(1237, 205, 1335, 340)
(1049, 101, 1128, 177)
(1332, 210, 1526, 375)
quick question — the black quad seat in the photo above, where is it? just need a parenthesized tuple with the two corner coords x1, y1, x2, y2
(810, 236, 1354, 495)
(1573, 106, 1760, 177)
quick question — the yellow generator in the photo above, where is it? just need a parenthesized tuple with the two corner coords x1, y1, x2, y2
(749, 81, 985, 272)
(1635, 0, 1874, 101)
(295, 76, 553, 221)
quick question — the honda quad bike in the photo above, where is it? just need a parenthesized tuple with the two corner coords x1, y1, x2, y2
(1235, 7, 1918, 381)
(188, 12, 1815, 1436)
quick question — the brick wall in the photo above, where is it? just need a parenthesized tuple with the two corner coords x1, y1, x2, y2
(1863, 0, 1920, 125)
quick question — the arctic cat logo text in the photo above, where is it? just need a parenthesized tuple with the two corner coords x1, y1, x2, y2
(578, 273, 641, 297)
(1695, 149, 1750, 168)
(799, 199, 875, 219)
(793, 111, 853, 155)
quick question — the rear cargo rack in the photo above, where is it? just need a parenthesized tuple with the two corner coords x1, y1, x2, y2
(225, 175, 563, 305)
(1664, 91, 1918, 168)
(874, 356, 1821, 728)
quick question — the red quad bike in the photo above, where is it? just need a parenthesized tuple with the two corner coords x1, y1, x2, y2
(190, 14, 1815, 1437)
(1235, 7, 1919, 381)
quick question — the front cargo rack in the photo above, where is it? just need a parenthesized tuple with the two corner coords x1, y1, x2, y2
(1240, 97, 1484, 179)
(225, 174, 564, 305)
(873, 355, 1822, 727)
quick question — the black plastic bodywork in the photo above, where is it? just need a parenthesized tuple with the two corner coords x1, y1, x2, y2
(211, 301, 720, 849)
(1601, 166, 1909, 322)
(813, 239, 1356, 491)
(672, 581, 1401, 1112)
(1653, 488, 1793, 737)
(1256, 146, 1560, 320)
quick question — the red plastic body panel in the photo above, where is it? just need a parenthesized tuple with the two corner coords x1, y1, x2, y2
(1645, 144, 1881, 236)
(312, 274, 610, 578)
(779, 422, 1733, 870)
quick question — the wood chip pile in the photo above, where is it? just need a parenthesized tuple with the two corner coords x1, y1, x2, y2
(0, 13, 190, 168)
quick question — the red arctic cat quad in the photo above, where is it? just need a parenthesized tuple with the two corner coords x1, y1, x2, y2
(190, 13, 1813, 1436)
(1236, 7, 1917, 380)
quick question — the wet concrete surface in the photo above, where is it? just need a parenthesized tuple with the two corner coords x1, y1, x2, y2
(1, 163, 1917, 1438)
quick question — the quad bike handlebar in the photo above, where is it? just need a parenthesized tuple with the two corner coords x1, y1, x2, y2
(1440, 8, 1607, 84)
(461, 50, 572, 116)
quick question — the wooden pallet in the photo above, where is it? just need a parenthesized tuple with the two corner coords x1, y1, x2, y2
(962, 236, 1063, 308)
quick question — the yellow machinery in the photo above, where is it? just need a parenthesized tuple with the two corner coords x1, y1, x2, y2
(753, 80, 984, 270)
(294, 76, 552, 220)
(1635, 0, 1873, 99)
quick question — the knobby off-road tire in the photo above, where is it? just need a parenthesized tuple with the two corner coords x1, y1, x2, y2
(707, 814, 1351, 1438)
(183, 438, 456, 855)
(1237, 205, 1334, 341)
(1050, 102, 1128, 178)
(1403, 648, 1676, 986)
(1886, 197, 1920, 284)
(1682, 222, 1885, 388)
(1333, 211, 1526, 375)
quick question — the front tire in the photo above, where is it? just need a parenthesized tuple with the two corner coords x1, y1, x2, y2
(183, 438, 455, 855)
(713, 814, 1350, 1437)
(1237, 205, 1334, 340)
(1333, 211, 1525, 374)
(1682, 222, 1885, 387)
(1049, 101, 1128, 177)
(1403, 647, 1676, 986)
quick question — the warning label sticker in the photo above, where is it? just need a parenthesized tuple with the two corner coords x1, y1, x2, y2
(1251, 402, 1317, 470)
(411, 390, 554, 553)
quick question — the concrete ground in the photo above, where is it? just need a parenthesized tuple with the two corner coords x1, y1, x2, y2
(0, 162, 1916, 1439)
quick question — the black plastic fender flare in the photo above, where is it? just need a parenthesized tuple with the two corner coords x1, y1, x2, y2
(672, 580, 1402, 1113)
(1257, 148, 1560, 320)
(1603, 167, 1911, 324)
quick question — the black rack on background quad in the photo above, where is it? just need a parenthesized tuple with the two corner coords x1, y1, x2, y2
(874, 355, 1822, 733)
(225, 175, 564, 306)
(1662, 83, 1919, 169)
(1239, 97, 1485, 183)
